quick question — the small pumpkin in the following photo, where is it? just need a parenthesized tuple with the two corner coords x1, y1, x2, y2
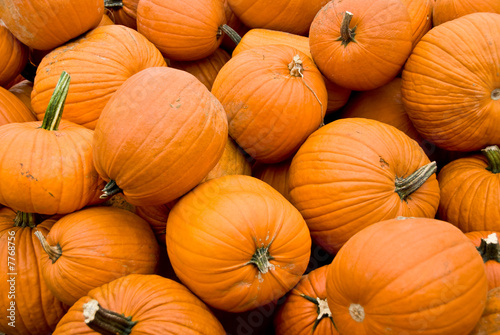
(135, 201, 177, 245)
(326, 217, 488, 334)
(53, 274, 225, 334)
(0, 85, 36, 126)
(466, 231, 500, 291)
(104, 0, 139, 29)
(252, 158, 292, 201)
(8, 80, 34, 114)
(0, 24, 28, 88)
(470, 287, 500, 335)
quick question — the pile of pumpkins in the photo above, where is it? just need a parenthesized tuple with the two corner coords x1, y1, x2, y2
(0, 0, 499, 334)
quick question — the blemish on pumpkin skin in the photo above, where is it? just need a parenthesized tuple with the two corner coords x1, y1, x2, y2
(380, 157, 389, 168)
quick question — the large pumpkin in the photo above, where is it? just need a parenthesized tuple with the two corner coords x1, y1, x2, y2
(288, 118, 440, 254)
(309, 0, 412, 91)
(35, 206, 160, 306)
(326, 217, 488, 334)
(0, 25, 28, 88)
(0, 0, 103, 50)
(212, 44, 327, 163)
(53, 274, 225, 334)
(401, 12, 500, 152)
(31, 25, 166, 129)
(166, 175, 311, 312)
(433, 0, 500, 26)
(466, 231, 500, 291)
(438, 145, 500, 232)
(93, 66, 228, 206)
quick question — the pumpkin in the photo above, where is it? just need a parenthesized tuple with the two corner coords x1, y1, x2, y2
(93, 66, 228, 206)
(169, 48, 231, 91)
(438, 145, 500, 232)
(0, 208, 68, 335)
(226, 0, 329, 36)
(0, 72, 102, 215)
(252, 158, 292, 201)
(401, 12, 500, 152)
(31, 25, 166, 129)
(34, 206, 160, 306)
(53, 274, 225, 334)
(401, 0, 434, 48)
(433, 0, 500, 26)
(470, 287, 500, 335)
(0, 24, 28, 88)
(135, 201, 177, 245)
(104, 0, 139, 29)
(0, 0, 103, 50)
(274, 265, 338, 335)
(212, 45, 327, 163)
(8, 80, 34, 114)
(309, 0, 412, 91)
(0, 85, 35, 125)
(326, 217, 488, 335)
(166, 175, 311, 312)
(288, 118, 440, 254)
(137, 0, 240, 61)
(98, 13, 115, 26)
(466, 232, 500, 291)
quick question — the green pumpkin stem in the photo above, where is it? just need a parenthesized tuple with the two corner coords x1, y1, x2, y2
(477, 233, 500, 263)
(217, 24, 241, 45)
(299, 294, 335, 331)
(100, 180, 123, 199)
(482, 145, 500, 174)
(41, 71, 71, 131)
(248, 246, 274, 274)
(104, 0, 123, 8)
(13, 211, 45, 228)
(336, 11, 357, 46)
(395, 161, 437, 201)
(34, 230, 62, 263)
(83, 299, 137, 335)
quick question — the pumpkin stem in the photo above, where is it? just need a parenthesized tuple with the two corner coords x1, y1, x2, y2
(482, 145, 500, 174)
(217, 24, 241, 45)
(14, 211, 43, 228)
(100, 180, 123, 199)
(288, 54, 325, 126)
(492, 88, 500, 101)
(336, 11, 356, 46)
(349, 303, 365, 323)
(477, 233, 500, 263)
(395, 161, 437, 202)
(104, 0, 123, 8)
(248, 246, 274, 274)
(41, 71, 71, 131)
(83, 299, 137, 335)
(299, 294, 335, 331)
(34, 230, 62, 263)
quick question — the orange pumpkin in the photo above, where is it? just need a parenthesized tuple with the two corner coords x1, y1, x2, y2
(252, 158, 292, 201)
(212, 45, 327, 163)
(0, 86, 35, 126)
(8, 80, 34, 114)
(93, 66, 228, 206)
(433, 0, 500, 26)
(0, 25, 28, 88)
(135, 201, 176, 245)
(288, 118, 440, 254)
(31, 25, 166, 129)
(35, 206, 159, 306)
(53, 274, 225, 334)
(402, 0, 434, 48)
(309, 0, 412, 91)
(326, 217, 488, 334)
(0, 0, 103, 50)
(466, 231, 500, 291)
(166, 175, 311, 312)
(470, 287, 500, 335)
(105, 0, 139, 29)
(401, 12, 500, 152)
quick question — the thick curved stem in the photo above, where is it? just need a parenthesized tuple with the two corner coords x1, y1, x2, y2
(41, 71, 71, 131)
(217, 24, 241, 45)
(104, 0, 123, 8)
(83, 299, 136, 335)
(336, 11, 356, 46)
(477, 233, 500, 263)
(34, 230, 62, 263)
(14, 212, 43, 228)
(482, 145, 500, 174)
(100, 180, 123, 199)
(395, 161, 437, 201)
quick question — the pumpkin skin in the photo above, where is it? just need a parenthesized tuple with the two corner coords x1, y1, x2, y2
(212, 45, 327, 163)
(401, 12, 500, 152)
(0, 208, 68, 335)
(106, 0, 139, 29)
(466, 231, 500, 291)
(37, 207, 159, 307)
(137, 0, 227, 61)
(252, 158, 292, 201)
(8, 80, 34, 114)
(274, 265, 338, 335)
(437, 147, 500, 232)
(309, 0, 412, 91)
(288, 118, 440, 254)
(227, 0, 329, 36)
(135, 201, 176, 245)
(402, 0, 434, 48)
(0, 0, 103, 50)
(0, 25, 28, 88)
(326, 217, 488, 335)
(169, 48, 231, 91)
(53, 274, 225, 334)
(433, 0, 500, 26)
(470, 287, 500, 335)
(31, 25, 166, 129)
(0, 86, 36, 125)
(93, 66, 228, 206)
(166, 175, 312, 312)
